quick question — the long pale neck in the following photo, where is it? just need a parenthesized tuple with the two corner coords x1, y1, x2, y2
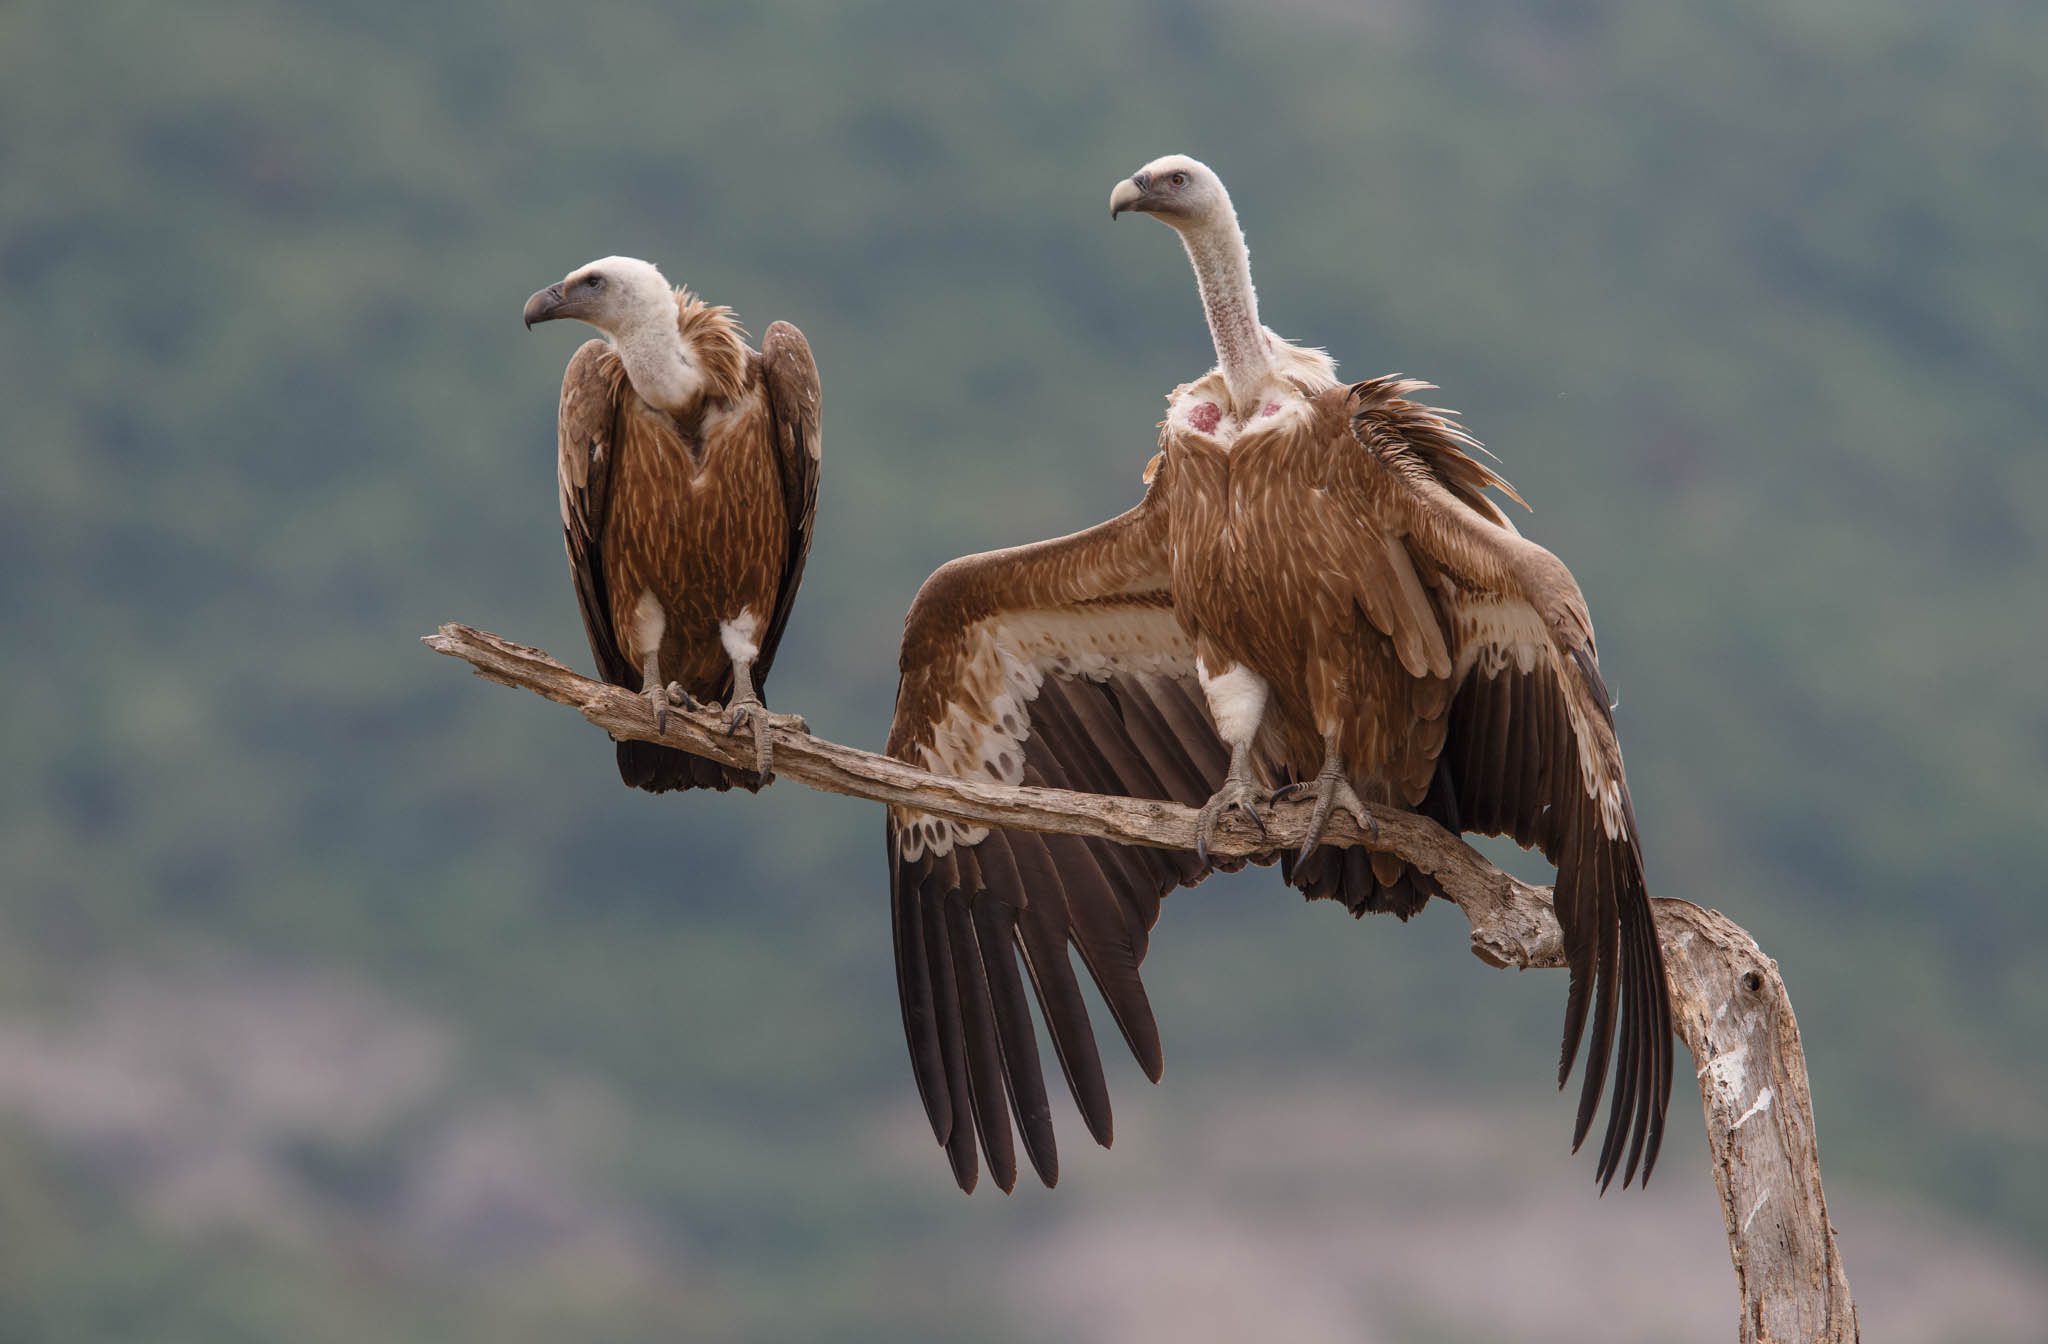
(1179, 210, 1271, 417)
(610, 300, 703, 415)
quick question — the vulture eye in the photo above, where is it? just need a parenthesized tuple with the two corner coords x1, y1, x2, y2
(584, 275, 606, 292)
(1170, 172, 1189, 187)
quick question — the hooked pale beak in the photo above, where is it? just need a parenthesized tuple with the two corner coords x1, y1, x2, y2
(522, 283, 567, 328)
(1109, 176, 1147, 220)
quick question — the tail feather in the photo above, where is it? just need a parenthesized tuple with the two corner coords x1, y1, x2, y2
(615, 739, 765, 793)
(1283, 844, 1438, 919)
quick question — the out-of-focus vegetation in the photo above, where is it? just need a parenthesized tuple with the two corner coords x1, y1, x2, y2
(1, 0, 2043, 1338)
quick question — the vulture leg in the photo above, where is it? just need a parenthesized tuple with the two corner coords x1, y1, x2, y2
(725, 656, 806, 780)
(1273, 730, 1376, 861)
(1194, 740, 1266, 866)
(640, 652, 671, 735)
(1193, 660, 1271, 864)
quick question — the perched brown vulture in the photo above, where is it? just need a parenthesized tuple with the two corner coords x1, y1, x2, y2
(524, 256, 820, 792)
(883, 157, 1671, 1195)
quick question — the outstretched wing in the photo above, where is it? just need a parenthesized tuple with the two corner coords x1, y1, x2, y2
(1348, 378, 1674, 1189)
(886, 491, 1229, 1194)
(557, 340, 634, 689)
(754, 321, 822, 687)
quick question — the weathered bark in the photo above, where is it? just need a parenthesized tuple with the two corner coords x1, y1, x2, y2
(424, 621, 1858, 1342)
(1661, 904, 1858, 1342)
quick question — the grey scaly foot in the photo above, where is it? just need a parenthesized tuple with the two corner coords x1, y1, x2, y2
(1279, 768, 1376, 861)
(664, 682, 703, 714)
(723, 655, 805, 779)
(1196, 749, 1261, 864)
(726, 694, 807, 779)
(639, 653, 673, 734)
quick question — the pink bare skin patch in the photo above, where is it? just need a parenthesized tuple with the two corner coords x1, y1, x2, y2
(1190, 401, 1222, 433)
(1262, 401, 1281, 417)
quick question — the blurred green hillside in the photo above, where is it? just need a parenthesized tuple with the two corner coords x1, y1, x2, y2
(2, 0, 2044, 1339)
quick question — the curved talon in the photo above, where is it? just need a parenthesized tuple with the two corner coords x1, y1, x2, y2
(748, 711, 773, 780)
(726, 698, 769, 778)
(1194, 779, 1267, 866)
(645, 685, 671, 735)
(664, 682, 702, 714)
(1297, 770, 1374, 862)
(725, 699, 807, 781)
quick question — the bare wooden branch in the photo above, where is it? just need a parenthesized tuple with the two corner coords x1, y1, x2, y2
(424, 621, 1858, 1342)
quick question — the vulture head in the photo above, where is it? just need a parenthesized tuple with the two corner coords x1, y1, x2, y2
(1108, 154, 1230, 228)
(523, 256, 675, 339)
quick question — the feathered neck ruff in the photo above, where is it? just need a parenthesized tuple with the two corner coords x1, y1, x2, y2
(670, 287, 749, 405)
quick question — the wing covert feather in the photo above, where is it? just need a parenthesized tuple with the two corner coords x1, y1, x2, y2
(885, 497, 1224, 1191)
(755, 321, 822, 686)
(557, 340, 635, 689)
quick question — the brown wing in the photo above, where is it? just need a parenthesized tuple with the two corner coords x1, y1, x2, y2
(886, 492, 1229, 1194)
(1348, 379, 1674, 1189)
(557, 339, 634, 689)
(753, 321, 821, 688)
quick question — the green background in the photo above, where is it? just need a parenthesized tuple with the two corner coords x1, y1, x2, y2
(3, 1, 2043, 1338)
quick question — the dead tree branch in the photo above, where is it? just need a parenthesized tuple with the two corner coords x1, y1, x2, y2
(424, 621, 1857, 1343)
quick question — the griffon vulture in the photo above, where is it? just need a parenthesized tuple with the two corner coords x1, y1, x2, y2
(882, 158, 1670, 1196)
(525, 257, 820, 792)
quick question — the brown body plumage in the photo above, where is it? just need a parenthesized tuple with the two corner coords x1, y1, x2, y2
(532, 260, 821, 792)
(1162, 374, 1455, 906)
(883, 157, 1670, 1198)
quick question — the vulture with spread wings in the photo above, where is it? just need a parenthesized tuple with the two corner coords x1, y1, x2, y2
(884, 158, 1671, 1196)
